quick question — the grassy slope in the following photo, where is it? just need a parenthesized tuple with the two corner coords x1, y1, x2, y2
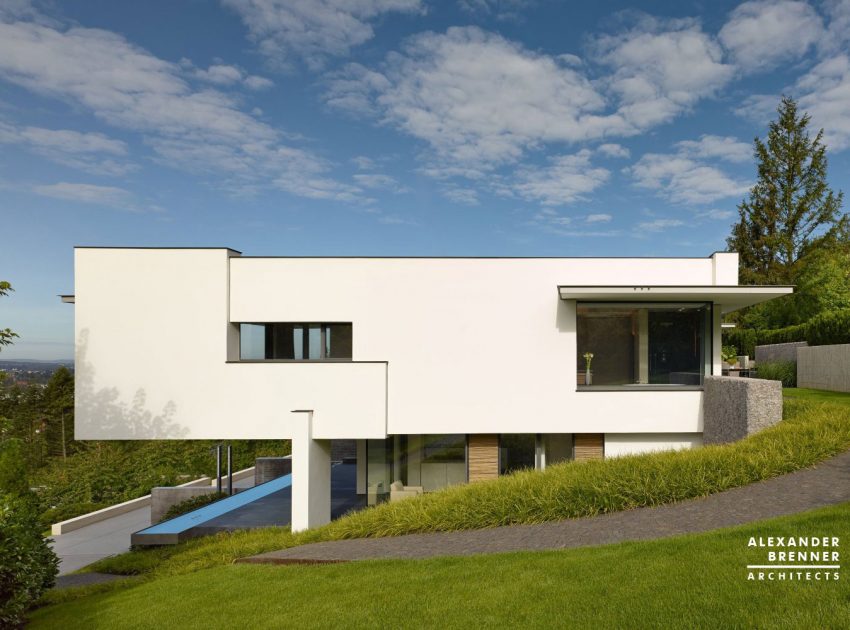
(32, 502, 850, 629)
(85, 388, 850, 578)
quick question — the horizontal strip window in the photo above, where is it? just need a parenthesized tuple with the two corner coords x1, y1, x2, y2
(239, 323, 352, 361)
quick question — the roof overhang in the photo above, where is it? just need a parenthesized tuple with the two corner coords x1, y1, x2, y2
(558, 285, 793, 314)
(59, 294, 75, 304)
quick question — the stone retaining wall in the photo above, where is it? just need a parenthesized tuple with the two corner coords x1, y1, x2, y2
(703, 375, 783, 445)
(798, 344, 850, 393)
(755, 341, 808, 365)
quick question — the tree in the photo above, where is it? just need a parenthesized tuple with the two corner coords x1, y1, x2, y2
(0, 281, 18, 350)
(727, 96, 848, 287)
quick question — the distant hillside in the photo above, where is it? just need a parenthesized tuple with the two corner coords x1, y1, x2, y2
(0, 360, 74, 386)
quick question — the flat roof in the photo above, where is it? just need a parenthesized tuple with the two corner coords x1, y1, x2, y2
(558, 285, 794, 314)
(73, 246, 736, 260)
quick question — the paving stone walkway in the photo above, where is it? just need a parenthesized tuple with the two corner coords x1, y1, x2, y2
(239, 450, 850, 565)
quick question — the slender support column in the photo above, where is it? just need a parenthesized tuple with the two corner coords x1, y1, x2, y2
(291, 410, 331, 532)
(227, 444, 233, 496)
(215, 444, 222, 494)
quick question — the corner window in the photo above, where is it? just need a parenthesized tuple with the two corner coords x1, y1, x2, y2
(239, 323, 352, 360)
(576, 303, 710, 388)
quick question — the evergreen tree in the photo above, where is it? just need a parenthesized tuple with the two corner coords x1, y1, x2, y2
(728, 96, 847, 286)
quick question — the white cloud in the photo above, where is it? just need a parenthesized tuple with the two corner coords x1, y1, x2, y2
(222, 0, 423, 69)
(194, 63, 243, 85)
(325, 20, 741, 176)
(441, 186, 479, 205)
(636, 218, 684, 232)
(0, 121, 135, 175)
(591, 16, 734, 130)
(458, 0, 534, 21)
(675, 134, 752, 163)
(32, 182, 135, 206)
(822, 0, 850, 55)
(191, 62, 274, 90)
(719, 1, 823, 72)
(796, 54, 850, 151)
(353, 172, 408, 193)
(325, 27, 617, 168)
(507, 150, 609, 206)
(697, 208, 735, 220)
(378, 214, 418, 225)
(530, 209, 620, 237)
(0, 12, 365, 202)
(351, 155, 376, 170)
(629, 151, 750, 205)
(596, 143, 630, 158)
(243, 75, 274, 90)
(586, 213, 612, 223)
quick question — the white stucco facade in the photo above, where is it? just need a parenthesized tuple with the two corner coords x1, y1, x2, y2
(72, 247, 793, 530)
(72, 247, 795, 442)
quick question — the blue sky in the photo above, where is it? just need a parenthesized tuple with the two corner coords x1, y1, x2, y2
(1, 0, 849, 360)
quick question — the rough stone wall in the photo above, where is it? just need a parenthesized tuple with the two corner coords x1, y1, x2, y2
(151, 486, 218, 524)
(755, 341, 808, 365)
(798, 344, 850, 393)
(703, 376, 783, 445)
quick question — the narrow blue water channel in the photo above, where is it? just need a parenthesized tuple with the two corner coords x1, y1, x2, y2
(136, 473, 293, 536)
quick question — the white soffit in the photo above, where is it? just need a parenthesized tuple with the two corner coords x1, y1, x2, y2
(558, 285, 794, 314)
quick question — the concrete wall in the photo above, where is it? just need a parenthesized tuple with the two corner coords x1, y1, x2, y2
(74, 248, 386, 440)
(798, 344, 850, 392)
(702, 376, 782, 444)
(75, 249, 743, 440)
(755, 342, 807, 365)
(150, 486, 219, 524)
(605, 433, 703, 457)
(255, 456, 292, 485)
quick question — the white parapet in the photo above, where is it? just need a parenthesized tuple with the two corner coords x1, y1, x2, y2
(290, 410, 331, 532)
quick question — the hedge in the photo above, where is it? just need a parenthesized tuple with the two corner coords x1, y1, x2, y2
(0, 493, 59, 627)
(723, 308, 850, 355)
(808, 309, 850, 346)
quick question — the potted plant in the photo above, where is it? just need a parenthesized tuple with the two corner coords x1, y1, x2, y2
(721, 346, 738, 370)
(583, 352, 594, 385)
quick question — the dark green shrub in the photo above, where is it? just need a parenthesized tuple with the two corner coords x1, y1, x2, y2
(723, 328, 757, 356)
(807, 308, 850, 346)
(756, 361, 797, 387)
(160, 492, 225, 523)
(0, 493, 59, 627)
(759, 323, 808, 346)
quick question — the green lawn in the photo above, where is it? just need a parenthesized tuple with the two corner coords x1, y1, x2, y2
(784, 387, 850, 405)
(84, 388, 850, 579)
(32, 502, 850, 629)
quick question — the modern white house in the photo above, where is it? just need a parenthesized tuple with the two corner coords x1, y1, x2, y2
(68, 247, 792, 531)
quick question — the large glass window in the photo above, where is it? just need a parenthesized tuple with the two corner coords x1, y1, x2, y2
(576, 303, 710, 388)
(366, 434, 467, 498)
(239, 323, 352, 360)
(499, 434, 536, 475)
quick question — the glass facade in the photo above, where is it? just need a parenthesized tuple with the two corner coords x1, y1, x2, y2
(576, 303, 711, 388)
(239, 323, 353, 360)
(366, 434, 467, 502)
(499, 434, 536, 475)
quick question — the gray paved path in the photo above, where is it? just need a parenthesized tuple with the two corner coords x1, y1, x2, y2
(54, 572, 130, 590)
(240, 450, 850, 565)
(50, 475, 256, 575)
